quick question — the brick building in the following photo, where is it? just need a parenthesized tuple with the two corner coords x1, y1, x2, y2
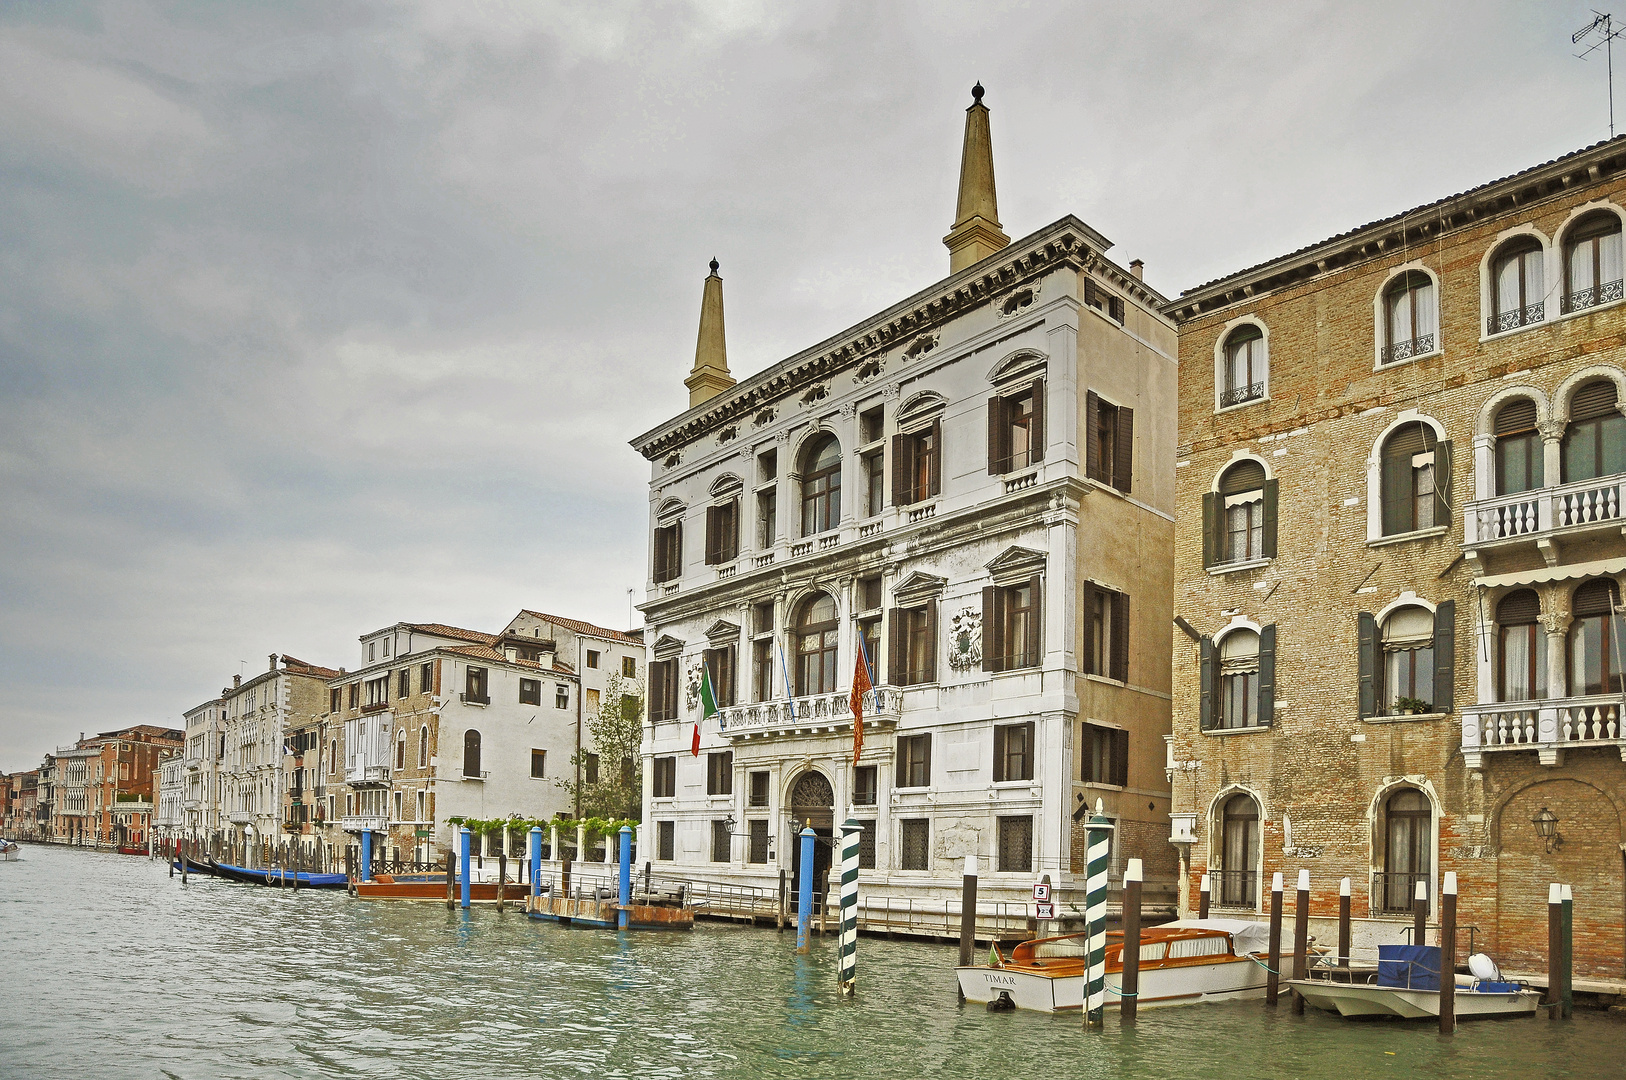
(1167, 137, 1626, 978)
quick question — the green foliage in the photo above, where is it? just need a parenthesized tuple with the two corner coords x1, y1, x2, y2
(444, 813, 637, 847)
(556, 669, 644, 821)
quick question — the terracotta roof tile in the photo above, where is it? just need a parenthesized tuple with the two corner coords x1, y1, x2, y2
(402, 622, 498, 645)
(516, 610, 641, 645)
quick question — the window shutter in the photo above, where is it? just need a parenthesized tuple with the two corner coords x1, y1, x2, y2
(1082, 581, 1098, 675)
(1434, 440, 1453, 527)
(1570, 379, 1618, 420)
(1029, 573, 1044, 660)
(704, 506, 720, 565)
(1084, 278, 1098, 309)
(1112, 727, 1129, 786)
(891, 434, 911, 505)
(1357, 611, 1377, 718)
(921, 733, 931, 787)
(982, 586, 1001, 672)
(1030, 378, 1046, 463)
(1381, 450, 1411, 535)
(993, 725, 1007, 782)
(888, 608, 905, 686)
(1201, 492, 1219, 568)
(924, 600, 939, 683)
(1110, 591, 1130, 682)
(1023, 722, 1036, 781)
(1257, 623, 1276, 726)
(929, 419, 942, 496)
(1199, 637, 1215, 730)
(1433, 600, 1455, 713)
(1494, 398, 1537, 435)
(1262, 479, 1279, 558)
(895, 740, 907, 789)
(672, 522, 682, 578)
(653, 527, 668, 581)
(987, 395, 1006, 474)
(1085, 391, 1101, 481)
(1114, 407, 1134, 493)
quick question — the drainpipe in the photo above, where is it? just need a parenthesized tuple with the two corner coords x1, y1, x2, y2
(574, 634, 583, 818)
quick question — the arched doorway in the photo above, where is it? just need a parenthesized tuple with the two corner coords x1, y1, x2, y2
(789, 770, 835, 911)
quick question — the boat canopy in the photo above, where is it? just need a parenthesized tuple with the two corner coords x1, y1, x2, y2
(1163, 918, 1271, 957)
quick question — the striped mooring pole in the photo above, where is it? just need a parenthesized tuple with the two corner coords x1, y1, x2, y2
(838, 818, 862, 996)
(1083, 798, 1115, 1028)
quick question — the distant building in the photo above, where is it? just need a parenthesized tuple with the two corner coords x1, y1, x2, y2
(46, 726, 181, 846)
(154, 751, 184, 846)
(180, 697, 224, 840)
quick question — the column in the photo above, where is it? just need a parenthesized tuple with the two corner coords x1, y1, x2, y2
(1472, 434, 1495, 501)
(1474, 584, 1496, 705)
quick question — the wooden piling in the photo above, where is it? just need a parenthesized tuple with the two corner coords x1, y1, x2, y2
(1412, 879, 1428, 946)
(777, 868, 787, 932)
(561, 857, 572, 901)
(1547, 882, 1562, 1020)
(1121, 858, 1143, 1025)
(1338, 877, 1352, 971)
(181, 839, 189, 884)
(1291, 870, 1309, 1015)
(1198, 872, 1210, 920)
(497, 851, 507, 913)
(1439, 871, 1457, 1036)
(446, 850, 456, 910)
(957, 856, 979, 969)
(1560, 883, 1574, 1019)
(1266, 872, 1283, 1007)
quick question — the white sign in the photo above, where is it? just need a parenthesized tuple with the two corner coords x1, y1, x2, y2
(1034, 902, 1055, 920)
(1032, 882, 1051, 902)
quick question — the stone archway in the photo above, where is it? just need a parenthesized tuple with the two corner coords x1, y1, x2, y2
(1493, 778, 1624, 978)
(789, 770, 835, 830)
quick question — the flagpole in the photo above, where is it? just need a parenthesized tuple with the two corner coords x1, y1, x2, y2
(777, 638, 797, 721)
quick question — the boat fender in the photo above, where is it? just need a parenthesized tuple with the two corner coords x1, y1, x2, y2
(986, 991, 1016, 1013)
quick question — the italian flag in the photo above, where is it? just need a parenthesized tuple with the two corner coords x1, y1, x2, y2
(696, 664, 719, 756)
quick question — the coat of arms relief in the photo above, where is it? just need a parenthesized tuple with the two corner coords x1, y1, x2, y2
(947, 608, 982, 672)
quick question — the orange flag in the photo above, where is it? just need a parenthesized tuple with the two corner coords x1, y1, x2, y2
(850, 641, 873, 766)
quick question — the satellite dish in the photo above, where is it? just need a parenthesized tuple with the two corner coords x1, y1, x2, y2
(1467, 953, 1501, 982)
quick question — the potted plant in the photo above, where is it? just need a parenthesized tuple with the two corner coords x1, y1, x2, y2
(1394, 696, 1433, 716)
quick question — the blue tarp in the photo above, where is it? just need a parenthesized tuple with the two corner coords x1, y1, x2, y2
(1377, 945, 1441, 990)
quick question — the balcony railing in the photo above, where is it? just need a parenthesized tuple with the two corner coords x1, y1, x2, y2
(1463, 473, 1626, 548)
(341, 814, 388, 834)
(1462, 692, 1626, 768)
(1372, 872, 1429, 915)
(345, 764, 390, 786)
(716, 686, 904, 739)
(1487, 303, 1546, 335)
(1212, 869, 1257, 909)
(1380, 333, 1435, 365)
(1561, 278, 1624, 314)
(1220, 381, 1266, 407)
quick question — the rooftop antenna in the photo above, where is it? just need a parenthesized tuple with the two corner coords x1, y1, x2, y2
(1575, 10, 1626, 137)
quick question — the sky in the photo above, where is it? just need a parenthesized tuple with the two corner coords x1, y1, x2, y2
(0, 0, 1615, 770)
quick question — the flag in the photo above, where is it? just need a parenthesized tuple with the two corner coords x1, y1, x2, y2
(776, 639, 798, 721)
(849, 636, 873, 767)
(696, 663, 719, 757)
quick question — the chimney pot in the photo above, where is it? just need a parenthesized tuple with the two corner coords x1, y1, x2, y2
(269, 653, 279, 672)
(233, 675, 241, 689)
(1129, 260, 1143, 280)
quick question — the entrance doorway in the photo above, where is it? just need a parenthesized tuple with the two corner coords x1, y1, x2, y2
(788, 770, 834, 912)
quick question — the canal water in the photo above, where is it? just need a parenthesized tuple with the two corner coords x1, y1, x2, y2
(2, 844, 1619, 1079)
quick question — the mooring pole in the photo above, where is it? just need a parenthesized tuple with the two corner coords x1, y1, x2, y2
(360, 830, 373, 884)
(181, 841, 189, 884)
(778, 867, 787, 932)
(496, 848, 507, 913)
(1266, 872, 1283, 1007)
(1198, 871, 1211, 920)
(1121, 857, 1143, 1025)
(1083, 800, 1114, 1028)
(1412, 879, 1428, 947)
(1440, 871, 1457, 1036)
(530, 826, 543, 908)
(796, 826, 815, 954)
(1547, 882, 1562, 1019)
(958, 855, 979, 969)
(1338, 877, 1352, 972)
(459, 826, 471, 910)
(446, 845, 456, 910)
(1560, 883, 1574, 1019)
(617, 824, 633, 931)
(838, 818, 861, 996)
(1291, 869, 1310, 1015)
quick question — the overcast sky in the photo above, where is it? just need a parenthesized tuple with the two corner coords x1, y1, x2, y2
(0, 0, 1614, 770)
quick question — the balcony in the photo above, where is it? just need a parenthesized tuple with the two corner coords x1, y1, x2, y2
(1462, 693, 1626, 768)
(1486, 303, 1546, 336)
(1463, 474, 1626, 556)
(1561, 278, 1623, 314)
(1372, 872, 1429, 915)
(1219, 380, 1266, 407)
(228, 811, 254, 826)
(716, 686, 903, 740)
(341, 814, 388, 834)
(345, 764, 390, 786)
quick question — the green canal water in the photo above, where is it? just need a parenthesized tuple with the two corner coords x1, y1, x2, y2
(2, 843, 1619, 1079)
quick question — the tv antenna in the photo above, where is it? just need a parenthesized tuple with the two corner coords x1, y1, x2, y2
(1575, 11, 1626, 137)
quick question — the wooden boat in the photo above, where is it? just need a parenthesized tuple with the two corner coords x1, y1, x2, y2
(355, 873, 520, 904)
(526, 886, 694, 930)
(206, 857, 348, 889)
(171, 854, 215, 876)
(956, 918, 1271, 1013)
(1287, 947, 1541, 1019)
(117, 845, 148, 856)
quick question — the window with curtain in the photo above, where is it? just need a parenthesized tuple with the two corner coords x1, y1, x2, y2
(1218, 794, 1260, 908)
(1562, 211, 1624, 313)
(799, 436, 842, 535)
(1494, 398, 1541, 495)
(1381, 606, 1435, 712)
(1380, 422, 1445, 535)
(1380, 789, 1431, 914)
(1220, 325, 1266, 407)
(794, 592, 839, 696)
(1489, 238, 1546, 334)
(1218, 629, 1260, 729)
(1218, 460, 1267, 562)
(1381, 271, 1438, 363)
(1561, 379, 1626, 483)
(1497, 589, 1547, 702)
(1569, 578, 1626, 696)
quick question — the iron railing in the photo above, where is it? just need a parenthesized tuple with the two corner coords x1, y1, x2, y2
(1561, 278, 1624, 314)
(1487, 303, 1546, 335)
(1213, 869, 1257, 908)
(1372, 871, 1429, 914)
(1380, 333, 1435, 364)
(1220, 381, 1266, 408)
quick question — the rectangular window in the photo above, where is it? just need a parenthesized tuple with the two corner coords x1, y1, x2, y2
(587, 650, 600, 669)
(902, 605, 936, 684)
(758, 448, 777, 482)
(706, 751, 733, 796)
(895, 734, 931, 789)
(988, 379, 1045, 473)
(892, 422, 942, 505)
(530, 749, 546, 779)
(757, 488, 777, 548)
(711, 819, 731, 863)
(584, 753, 599, 785)
(1082, 723, 1129, 786)
(1225, 497, 1264, 562)
(865, 450, 885, 516)
(900, 818, 930, 871)
(993, 722, 1034, 782)
(853, 765, 877, 806)
(860, 405, 884, 445)
(997, 816, 1033, 874)
(420, 662, 433, 694)
(1082, 583, 1129, 682)
(705, 644, 737, 707)
(705, 500, 740, 564)
(857, 819, 877, 870)
(519, 678, 542, 705)
(748, 818, 769, 863)
(364, 677, 389, 708)
(650, 659, 678, 721)
(657, 821, 675, 861)
(622, 655, 637, 678)
(753, 639, 774, 702)
(984, 577, 1043, 673)
(555, 684, 569, 709)
(330, 689, 341, 714)
(653, 522, 683, 583)
(396, 669, 408, 698)
(859, 576, 882, 612)
(653, 757, 677, 799)
(858, 617, 882, 685)
(464, 667, 489, 704)
(1085, 391, 1134, 492)
(749, 770, 770, 807)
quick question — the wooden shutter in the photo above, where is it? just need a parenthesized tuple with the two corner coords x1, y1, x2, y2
(1110, 591, 1130, 682)
(1084, 278, 1099, 309)
(993, 725, 1007, 782)
(1262, 479, 1279, 558)
(920, 733, 931, 787)
(888, 609, 905, 686)
(653, 527, 668, 581)
(1029, 573, 1043, 661)
(928, 419, 942, 496)
(1494, 398, 1537, 435)
(1199, 637, 1215, 730)
(895, 739, 908, 789)
(1571, 379, 1618, 420)
(923, 601, 939, 683)
(671, 522, 682, 579)
(1357, 611, 1377, 718)
(1433, 601, 1455, 713)
(1022, 721, 1037, 781)
(987, 395, 1006, 474)
(1082, 581, 1099, 675)
(1257, 623, 1276, 726)
(704, 506, 720, 565)
(1111, 727, 1129, 786)
(1113, 406, 1134, 493)
(982, 586, 1001, 672)
(1085, 391, 1101, 481)
(1434, 440, 1453, 527)
(1030, 378, 1046, 463)
(1202, 492, 1219, 568)
(891, 434, 911, 505)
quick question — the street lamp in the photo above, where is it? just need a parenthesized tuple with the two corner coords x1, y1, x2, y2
(1531, 805, 1563, 853)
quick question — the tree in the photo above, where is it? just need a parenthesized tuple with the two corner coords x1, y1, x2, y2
(557, 671, 643, 820)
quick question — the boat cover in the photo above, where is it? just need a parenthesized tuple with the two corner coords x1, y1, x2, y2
(1162, 919, 1271, 957)
(1377, 945, 1441, 991)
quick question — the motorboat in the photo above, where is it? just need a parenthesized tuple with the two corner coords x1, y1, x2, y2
(206, 857, 348, 889)
(526, 882, 695, 930)
(355, 872, 520, 904)
(956, 918, 1271, 1013)
(1287, 947, 1541, 1019)
(0, 839, 20, 861)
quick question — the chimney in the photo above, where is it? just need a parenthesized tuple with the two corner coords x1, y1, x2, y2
(1129, 260, 1144, 280)
(269, 653, 279, 672)
(943, 83, 1009, 274)
(232, 675, 241, 689)
(685, 259, 735, 408)
(540, 645, 556, 669)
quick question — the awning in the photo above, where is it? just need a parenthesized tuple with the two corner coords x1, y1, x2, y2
(1473, 556, 1626, 590)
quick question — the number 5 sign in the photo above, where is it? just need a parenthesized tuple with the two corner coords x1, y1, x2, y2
(1032, 882, 1051, 902)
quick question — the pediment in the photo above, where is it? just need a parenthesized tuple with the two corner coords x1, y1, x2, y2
(893, 571, 947, 602)
(653, 634, 687, 660)
(987, 348, 1047, 386)
(705, 620, 741, 645)
(985, 545, 1048, 582)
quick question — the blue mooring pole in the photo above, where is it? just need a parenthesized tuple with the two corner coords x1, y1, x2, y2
(530, 826, 543, 901)
(796, 825, 816, 954)
(459, 826, 472, 910)
(360, 830, 373, 884)
(618, 824, 633, 930)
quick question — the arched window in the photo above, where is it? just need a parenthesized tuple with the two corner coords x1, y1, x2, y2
(794, 592, 839, 696)
(1379, 788, 1431, 914)
(1562, 210, 1623, 313)
(418, 726, 429, 768)
(1569, 578, 1625, 695)
(1220, 325, 1266, 407)
(1381, 271, 1438, 363)
(1493, 398, 1541, 495)
(1497, 589, 1547, 702)
(1380, 606, 1435, 713)
(1380, 422, 1448, 535)
(1489, 237, 1546, 334)
(1218, 794, 1260, 908)
(1218, 630, 1260, 729)
(799, 435, 842, 536)
(395, 730, 405, 771)
(1217, 460, 1267, 563)
(462, 729, 482, 778)
(1561, 379, 1626, 483)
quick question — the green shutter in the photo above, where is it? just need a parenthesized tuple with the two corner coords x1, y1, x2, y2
(1262, 479, 1279, 558)
(1433, 600, 1455, 713)
(1199, 637, 1215, 730)
(1357, 611, 1377, 718)
(1257, 623, 1276, 726)
(1434, 440, 1453, 528)
(1202, 492, 1219, 569)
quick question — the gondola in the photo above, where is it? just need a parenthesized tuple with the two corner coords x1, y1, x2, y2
(170, 854, 216, 875)
(205, 857, 348, 889)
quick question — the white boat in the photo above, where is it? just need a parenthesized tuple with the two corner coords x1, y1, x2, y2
(956, 919, 1272, 1013)
(1287, 951, 1542, 1019)
(0, 839, 20, 861)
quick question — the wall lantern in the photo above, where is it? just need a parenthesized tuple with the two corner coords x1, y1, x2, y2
(1530, 805, 1563, 853)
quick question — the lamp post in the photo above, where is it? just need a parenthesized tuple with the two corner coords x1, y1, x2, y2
(1531, 806, 1563, 853)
